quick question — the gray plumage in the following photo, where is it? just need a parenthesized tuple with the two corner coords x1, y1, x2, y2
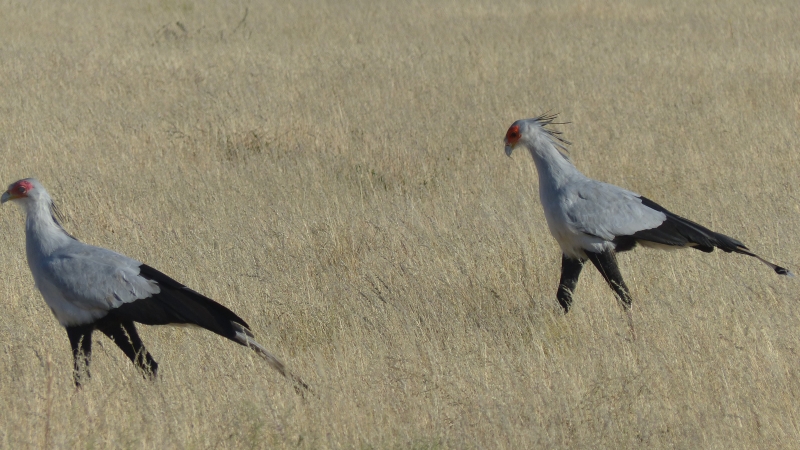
(2, 178, 304, 389)
(504, 114, 791, 315)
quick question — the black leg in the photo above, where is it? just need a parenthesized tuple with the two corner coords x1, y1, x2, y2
(557, 254, 586, 313)
(586, 249, 637, 340)
(98, 321, 159, 379)
(585, 250, 633, 309)
(66, 324, 95, 387)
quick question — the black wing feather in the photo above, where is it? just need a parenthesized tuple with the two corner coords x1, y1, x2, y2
(613, 197, 791, 276)
(107, 264, 251, 343)
(624, 196, 748, 253)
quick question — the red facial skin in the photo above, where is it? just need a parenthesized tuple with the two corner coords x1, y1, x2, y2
(8, 180, 34, 199)
(505, 124, 521, 146)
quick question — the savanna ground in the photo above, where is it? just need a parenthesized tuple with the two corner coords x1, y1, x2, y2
(0, 0, 799, 448)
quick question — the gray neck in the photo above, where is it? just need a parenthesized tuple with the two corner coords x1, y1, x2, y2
(25, 199, 73, 259)
(526, 135, 584, 193)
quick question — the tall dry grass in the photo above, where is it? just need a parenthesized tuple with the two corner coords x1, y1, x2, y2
(0, 0, 799, 448)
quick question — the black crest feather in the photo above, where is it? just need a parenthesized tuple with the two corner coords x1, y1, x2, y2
(533, 112, 572, 149)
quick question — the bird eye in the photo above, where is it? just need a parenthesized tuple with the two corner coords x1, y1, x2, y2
(506, 125, 521, 142)
(15, 185, 26, 194)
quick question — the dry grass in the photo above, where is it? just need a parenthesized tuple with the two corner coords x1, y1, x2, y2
(0, 0, 799, 448)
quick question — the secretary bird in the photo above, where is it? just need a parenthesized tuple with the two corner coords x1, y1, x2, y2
(2, 178, 306, 390)
(504, 114, 792, 319)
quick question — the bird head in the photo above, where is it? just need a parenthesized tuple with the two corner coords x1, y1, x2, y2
(3, 178, 70, 232)
(504, 114, 571, 159)
(504, 122, 522, 156)
(1, 178, 43, 205)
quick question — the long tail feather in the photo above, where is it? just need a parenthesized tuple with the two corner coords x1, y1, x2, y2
(632, 198, 793, 276)
(232, 324, 309, 392)
(733, 246, 794, 277)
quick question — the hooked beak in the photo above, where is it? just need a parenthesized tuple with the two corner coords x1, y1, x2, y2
(1, 190, 19, 204)
(504, 143, 514, 157)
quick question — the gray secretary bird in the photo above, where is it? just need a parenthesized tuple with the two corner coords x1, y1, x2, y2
(504, 114, 792, 318)
(2, 178, 306, 390)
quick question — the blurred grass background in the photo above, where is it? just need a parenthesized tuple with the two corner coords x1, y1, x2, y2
(0, 0, 799, 448)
